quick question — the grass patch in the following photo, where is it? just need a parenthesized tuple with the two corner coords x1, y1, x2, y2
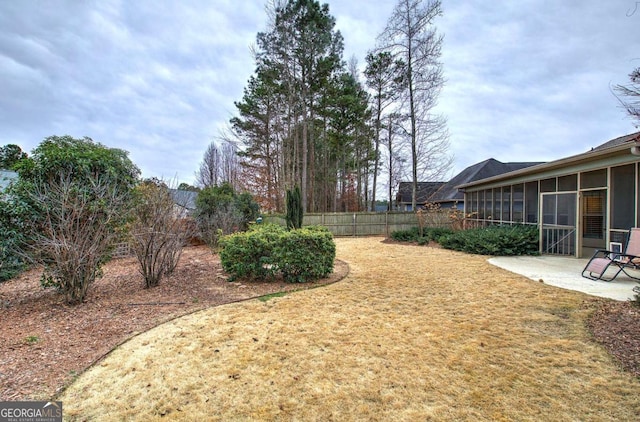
(257, 291, 288, 302)
(24, 335, 40, 345)
(60, 238, 640, 420)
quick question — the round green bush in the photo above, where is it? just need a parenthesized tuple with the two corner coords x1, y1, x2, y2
(219, 224, 335, 282)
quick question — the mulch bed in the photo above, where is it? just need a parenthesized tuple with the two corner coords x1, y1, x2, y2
(0, 245, 348, 401)
(586, 299, 640, 378)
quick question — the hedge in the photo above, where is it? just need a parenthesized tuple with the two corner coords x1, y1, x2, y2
(438, 225, 539, 256)
(219, 224, 335, 283)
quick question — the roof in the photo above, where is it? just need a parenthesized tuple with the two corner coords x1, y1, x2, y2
(0, 170, 18, 191)
(432, 159, 543, 202)
(458, 131, 640, 190)
(591, 131, 640, 151)
(396, 182, 446, 204)
(169, 189, 197, 210)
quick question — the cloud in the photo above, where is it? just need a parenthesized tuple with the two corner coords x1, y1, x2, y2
(0, 0, 637, 187)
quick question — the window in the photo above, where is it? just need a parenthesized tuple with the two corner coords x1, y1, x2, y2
(525, 181, 539, 223)
(493, 188, 501, 221)
(611, 164, 635, 230)
(540, 178, 556, 192)
(558, 174, 577, 191)
(502, 186, 511, 222)
(583, 190, 605, 239)
(470, 191, 478, 216)
(581, 169, 607, 189)
(512, 184, 524, 222)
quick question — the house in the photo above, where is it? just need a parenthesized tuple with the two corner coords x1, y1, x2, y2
(395, 181, 446, 211)
(169, 189, 198, 218)
(395, 159, 542, 211)
(0, 170, 18, 197)
(458, 131, 640, 258)
(431, 159, 543, 210)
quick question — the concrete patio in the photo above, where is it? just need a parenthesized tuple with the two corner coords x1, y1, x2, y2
(488, 255, 639, 301)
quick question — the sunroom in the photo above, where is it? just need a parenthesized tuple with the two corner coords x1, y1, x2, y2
(458, 132, 640, 258)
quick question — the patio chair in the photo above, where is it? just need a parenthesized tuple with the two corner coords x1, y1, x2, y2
(582, 228, 640, 282)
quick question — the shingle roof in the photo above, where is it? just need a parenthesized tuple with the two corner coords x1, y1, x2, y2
(591, 131, 640, 151)
(396, 181, 446, 204)
(431, 159, 544, 203)
(169, 189, 197, 210)
(457, 131, 640, 190)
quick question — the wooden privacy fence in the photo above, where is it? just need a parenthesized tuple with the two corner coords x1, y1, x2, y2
(111, 242, 134, 258)
(263, 211, 452, 237)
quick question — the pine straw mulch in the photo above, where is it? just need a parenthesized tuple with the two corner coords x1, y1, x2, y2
(586, 299, 640, 377)
(0, 245, 348, 401)
(59, 238, 639, 421)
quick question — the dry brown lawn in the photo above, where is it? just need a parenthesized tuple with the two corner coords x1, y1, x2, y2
(60, 238, 640, 421)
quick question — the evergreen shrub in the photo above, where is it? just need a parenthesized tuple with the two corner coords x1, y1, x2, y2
(274, 226, 335, 283)
(219, 224, 335, 282)
(439, 224, 539, 256)
(390, 227, 454, 244)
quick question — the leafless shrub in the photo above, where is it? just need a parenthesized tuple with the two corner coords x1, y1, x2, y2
(24, 173, 129, 304)
(130, 180, 194, 288)
(416, 202, 447, 236)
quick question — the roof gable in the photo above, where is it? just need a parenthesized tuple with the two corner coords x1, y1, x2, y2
(432, 159, 543, 202)
(396, 181, 446, 203)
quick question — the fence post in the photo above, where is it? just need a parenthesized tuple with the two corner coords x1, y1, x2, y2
(353, 213, 356, 237)
(383, 212, 387, 238)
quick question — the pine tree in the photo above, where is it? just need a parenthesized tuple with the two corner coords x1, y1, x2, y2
(286, 185, 303, 230)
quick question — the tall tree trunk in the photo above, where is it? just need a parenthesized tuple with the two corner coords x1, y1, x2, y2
(371, 96, 382, 211)
(388, 114, 394, 211)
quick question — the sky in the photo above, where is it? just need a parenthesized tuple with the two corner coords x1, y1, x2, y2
(1, 0, 639, 187)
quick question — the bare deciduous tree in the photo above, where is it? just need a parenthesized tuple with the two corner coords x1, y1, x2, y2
(195, 142, 222, 188)
(614, 66, 640, 127)
(365, 51, 404, 211)
(379, 0, 452, 210)
(219, 140, 242, 191)
(195, 139, 243, 191)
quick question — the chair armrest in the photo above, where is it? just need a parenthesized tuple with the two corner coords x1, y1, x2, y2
(589, 249, 613, 259)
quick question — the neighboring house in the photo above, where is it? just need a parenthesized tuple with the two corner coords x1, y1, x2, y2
(431, 159, 543, 210)
(395, 182, 446, 211)
(458, 131, 640, 258)
(0, 170, 18, 197)
(169, 189, 198, 218)
(395, 159, 542, 211)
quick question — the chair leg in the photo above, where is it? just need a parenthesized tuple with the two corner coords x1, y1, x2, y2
(620, 266, 640, 281)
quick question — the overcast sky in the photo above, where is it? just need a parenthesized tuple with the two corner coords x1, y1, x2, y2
(1, 0, 639, 187)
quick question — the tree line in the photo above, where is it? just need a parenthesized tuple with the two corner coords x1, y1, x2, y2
(199, 0, 451, 213)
